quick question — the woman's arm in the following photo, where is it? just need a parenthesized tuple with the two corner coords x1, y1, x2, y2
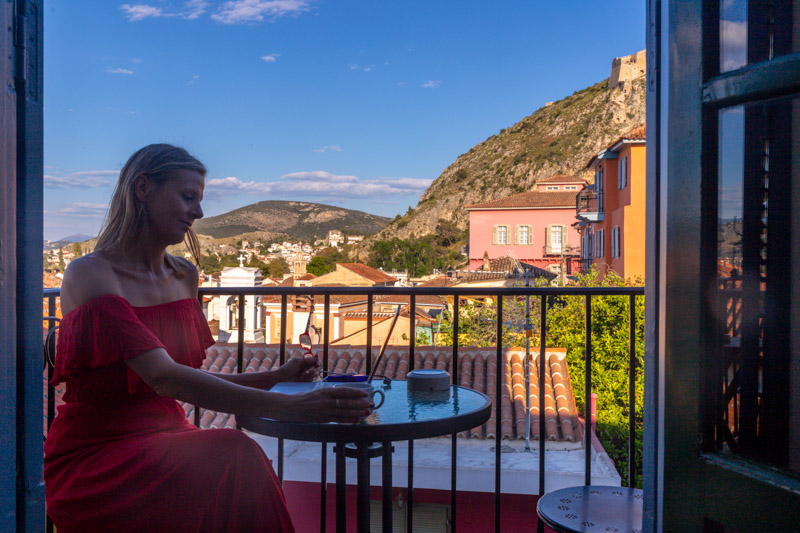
(126, 348, 369, 423)
(208, 355, 319, 389)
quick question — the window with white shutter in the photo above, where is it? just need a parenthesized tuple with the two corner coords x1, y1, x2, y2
(549, 225, 563, 254)
(494, 225, 508, 245)
(516, 225, 530, 245)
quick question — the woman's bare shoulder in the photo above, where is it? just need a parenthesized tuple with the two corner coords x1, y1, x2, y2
(172, 255, 200, 291)
(60, 253, 122, 313)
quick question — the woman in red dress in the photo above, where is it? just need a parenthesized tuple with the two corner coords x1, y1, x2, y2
(44, 144, 372, 532)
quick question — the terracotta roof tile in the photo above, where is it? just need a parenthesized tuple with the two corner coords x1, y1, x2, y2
(466, 190, 579, 210)
(337, 263, 398, 283)
(184, 343, 582, 442)
(417, 275, 455, 288)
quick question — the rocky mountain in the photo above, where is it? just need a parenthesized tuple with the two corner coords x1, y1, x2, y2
(357, 51, 646, 255)
(43, 234, 96, 250)
(192, 200, 391, 241)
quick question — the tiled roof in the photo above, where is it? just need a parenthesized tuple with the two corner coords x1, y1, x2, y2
(374, 293, 446, 307)
(586, 123, 647, 169)
(458, 257, 557, 283)
(43, 271, 63, 289)
(294, 273, 316, 280)
(466, 191, 579, 210)
(184, 344, 584, 442)
(417, 275, 455, 288)
(536, 174, 585, 184)
(337, 263, 398, 283)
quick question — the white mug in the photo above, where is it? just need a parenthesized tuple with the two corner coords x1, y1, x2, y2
(332, 382, 385, 410)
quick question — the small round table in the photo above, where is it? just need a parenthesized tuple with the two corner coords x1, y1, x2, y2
(536, 485, 643, 533)
(239, 380, 491, 533)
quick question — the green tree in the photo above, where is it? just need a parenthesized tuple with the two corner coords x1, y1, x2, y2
(198, 254, 221, 273)
(69, 242, 83, 257)
(306, 256, 332, 276)
(267, 257, 289, 278)
(57, 247, 65, 271)
(246, 255, 270, 277)
(435, 268, 645, 487)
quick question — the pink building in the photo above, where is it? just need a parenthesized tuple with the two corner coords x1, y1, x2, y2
(466, 176, 586, 274)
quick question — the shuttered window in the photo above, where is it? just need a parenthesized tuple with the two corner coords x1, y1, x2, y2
(516, 224, 531, 245)
(546, 224, 567, 255)
(595, 229, 604, 258)
(618, 155, 628, 189)
(611, 226, 621, 258)
(493, 225, 508, 245)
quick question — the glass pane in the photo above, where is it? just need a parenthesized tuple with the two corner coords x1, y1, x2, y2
(720, 1, 798, 73)
(713, 96, 799, 474)
(720, 0, 747, 73)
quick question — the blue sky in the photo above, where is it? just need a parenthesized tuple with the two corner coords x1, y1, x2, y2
(44, 1, 646, 241)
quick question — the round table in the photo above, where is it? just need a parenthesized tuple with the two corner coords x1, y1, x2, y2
(536, 485, 643, 533)
(238, 380, 491, 533)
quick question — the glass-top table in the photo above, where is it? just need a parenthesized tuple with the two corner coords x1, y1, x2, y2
(238, 380, 492, 533)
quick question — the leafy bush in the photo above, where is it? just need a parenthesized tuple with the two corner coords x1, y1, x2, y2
(435, 268, 644, 486)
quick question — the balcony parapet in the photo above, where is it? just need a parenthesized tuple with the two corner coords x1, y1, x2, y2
(576, 189, 604, 222)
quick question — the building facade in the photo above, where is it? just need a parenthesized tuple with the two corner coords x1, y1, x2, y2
(575, 124, 646, 280)
(466, 175, 585, 276)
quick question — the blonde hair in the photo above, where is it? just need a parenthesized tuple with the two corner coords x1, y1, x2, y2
(95, 144, 206, 277)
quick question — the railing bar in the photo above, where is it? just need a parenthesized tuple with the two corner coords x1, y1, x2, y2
(366, 295, 373, 376)
(237, 293, 245, 373)
(335, 443, 345, 533)
(195, 285, 644, 297)
(452, 295, 459, 383)
(451, 433, 457, 533)
(382, 440, 392, 533)
(585, 295, 592, 486)
(47, 295, 56, 432)
(407, 439, 414, 531)
(495, 295, 503, 533)
(409, 294, 416, 363)
(323, 294, 330, 371)
(322, 294, 331, 533)
(279, 294, 287, 484)
(192, 292, 205, 427)
(539, 295, 547, 496)
(280, 294, 288, 365)
(628, 294, 636, 488)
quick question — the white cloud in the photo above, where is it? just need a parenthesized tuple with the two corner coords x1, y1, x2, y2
(205, 171, 432, 200)
(721, 20, 747, 72)
(349, 64, 374, 72)
(120, 4, 164, 21)
(183, 0, 210, 19)
(45, 203, 109, 219)
(261, 53, 280, 63)
(131, 57, 144, 63)
(312, 145, 343, 153)
(212, 0, 310, 24)
(421, 80, 441, 89)
(188, 73, 200, 84)
(108, 67, 134, 75)
(44, 170, 119, 189)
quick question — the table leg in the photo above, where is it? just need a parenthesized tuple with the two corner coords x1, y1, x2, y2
(357, 443, 370, 533)
(335, 443, 346, 533)
(382, 440, 392, 533)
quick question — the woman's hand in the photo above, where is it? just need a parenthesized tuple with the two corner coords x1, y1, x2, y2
(281, 387, 373, 424)
(275, 354, 319, 383)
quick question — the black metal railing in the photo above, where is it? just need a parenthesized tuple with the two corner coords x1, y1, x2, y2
(577, 189, 604, 215)
(43, 284, 644, 533)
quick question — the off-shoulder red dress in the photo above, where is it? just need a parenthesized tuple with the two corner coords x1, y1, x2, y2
(44, 295, 294, 532)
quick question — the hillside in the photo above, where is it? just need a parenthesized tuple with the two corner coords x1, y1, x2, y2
(357, 52, 646, 255)
(192, 200, 390, 241)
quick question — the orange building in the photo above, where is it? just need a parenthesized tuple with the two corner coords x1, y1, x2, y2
(575, 124, 646, 280)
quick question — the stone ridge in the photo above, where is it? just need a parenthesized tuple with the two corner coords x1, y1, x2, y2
(355, 51, 646, 257)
